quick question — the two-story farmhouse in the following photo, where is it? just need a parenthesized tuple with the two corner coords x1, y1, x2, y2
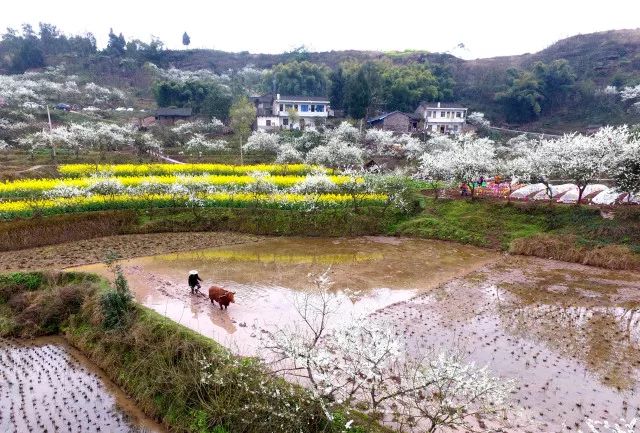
(250, 93, 330, 131)
(415, 102, 467, 134)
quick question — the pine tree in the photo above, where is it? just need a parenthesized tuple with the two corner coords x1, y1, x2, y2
(182, 32, 191, 47)
(106, 28, 126, 56)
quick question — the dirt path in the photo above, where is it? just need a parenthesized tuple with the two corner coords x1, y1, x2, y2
(0, 232, 264, 272)
(14, 164, 47, 173)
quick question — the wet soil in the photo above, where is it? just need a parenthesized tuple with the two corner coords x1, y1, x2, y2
(0, 232, 263, 272)
(371, 256, 640, 431)
(0, 337, 166, 433)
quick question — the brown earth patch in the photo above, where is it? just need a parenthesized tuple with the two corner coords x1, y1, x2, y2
(0, 232, 263, 272)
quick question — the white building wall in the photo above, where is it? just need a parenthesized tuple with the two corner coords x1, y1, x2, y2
(256, 116, 280, 132)
(422, 106, 467, 134)
(272, 99, 330, 119)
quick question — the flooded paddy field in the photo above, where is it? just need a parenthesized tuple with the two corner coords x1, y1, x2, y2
(68, 235, 640, 430)
(0, 337, 166, 433)
(74, 236, 492, 353)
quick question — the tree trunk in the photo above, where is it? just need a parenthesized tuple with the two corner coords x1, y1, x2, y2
(576, 184, 587, 206)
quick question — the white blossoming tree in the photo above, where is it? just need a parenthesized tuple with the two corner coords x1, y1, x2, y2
(171, 118, 224, 137)
(244, 131, 282, 153)
(133, 132, 163, 159)
(291, 172, 336, 194)
(418, 134, 496, 199)
(262, 271, 514, 432)
(467, 112, 490, 129)
(184, 134, 227, 157)
(580, 418, 638, 433)
(620, 85, 640, 103)
(305, 139, 363, 170)
(398, 353, 513, 433)
(365, 129, 425, 159)
(85, 178, 124, 201)
(613, 132, 640, 202)
(275, 143, 304, 163)
(327, 121, 361, 144)
(550, 127, 624, 204)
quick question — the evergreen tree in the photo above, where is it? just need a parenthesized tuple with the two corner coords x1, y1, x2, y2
(10, 37, 44, 73)
(106, 28, 126, 56)
(345, 69, 371, 119)
(182, 32, 191, 47)
(329, 66, 345, 110)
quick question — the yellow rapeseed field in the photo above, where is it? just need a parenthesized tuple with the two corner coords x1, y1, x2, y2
(0, 174, 351, 197)
(58, 163, 324, 178)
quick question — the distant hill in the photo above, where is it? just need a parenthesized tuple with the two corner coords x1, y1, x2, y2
(5, 27, 640, 132)
(151, 29, 640, 132)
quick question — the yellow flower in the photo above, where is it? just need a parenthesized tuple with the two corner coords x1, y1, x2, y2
(58, 163, 325, 178)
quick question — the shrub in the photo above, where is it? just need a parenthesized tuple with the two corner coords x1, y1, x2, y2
(100, 265, 134, 330)
(16, 285, 88, 336)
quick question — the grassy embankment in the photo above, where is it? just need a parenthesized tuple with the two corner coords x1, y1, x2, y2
(0, 271, 389, 433)
(0, 207, 403, 251)
(394, 198, 640, 270)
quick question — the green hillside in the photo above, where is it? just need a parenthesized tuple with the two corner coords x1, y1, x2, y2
(1, 25, 639, 132)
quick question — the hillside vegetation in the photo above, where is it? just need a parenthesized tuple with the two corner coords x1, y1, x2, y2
(1, 25, 639, 131)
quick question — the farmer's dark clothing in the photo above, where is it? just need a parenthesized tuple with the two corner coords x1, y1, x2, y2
(189, 274, 202, 293)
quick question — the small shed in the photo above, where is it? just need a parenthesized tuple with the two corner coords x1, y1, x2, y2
(367, 111, 420, 133)
(155, 107, 193, 125)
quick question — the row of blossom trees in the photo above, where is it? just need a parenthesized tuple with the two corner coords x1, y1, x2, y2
(243, 122, 640, 203)
(417, 125, 640, 203)
(0, 65, 127, 109)
(3, 117, 232, 160)
(16, 122, 145, 159)
(244, 122, 426, 169)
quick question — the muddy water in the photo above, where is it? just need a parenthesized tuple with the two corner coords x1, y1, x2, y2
(0, 337, 166, 433)
(71, 236, 640, 431)
(74, 237, 492, 353)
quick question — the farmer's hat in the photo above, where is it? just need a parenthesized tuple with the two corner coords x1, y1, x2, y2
(189, 270, 199, 275)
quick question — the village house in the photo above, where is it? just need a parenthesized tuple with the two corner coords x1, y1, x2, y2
(250, 94, 330, 131)
(154, 107, 193, 125)
(415, 102, 467, 134)
(366, 111, 420, 133)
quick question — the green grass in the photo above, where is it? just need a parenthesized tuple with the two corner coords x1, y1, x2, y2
(393, 198, 640, 269)
(137, 207, 405, 237)
(394, 199, 548, 248)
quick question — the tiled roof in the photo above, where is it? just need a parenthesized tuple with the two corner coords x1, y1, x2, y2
(418, 102, 467, 109)
(276, 95, 329, 102)
(367, 111, 420, 123)
(156, 107, 193, 117)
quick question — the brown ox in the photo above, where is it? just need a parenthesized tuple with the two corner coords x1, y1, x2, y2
(208, 286, 236, 310)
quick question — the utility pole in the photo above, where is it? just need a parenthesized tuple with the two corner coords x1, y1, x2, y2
(46, 105, 56, 160)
